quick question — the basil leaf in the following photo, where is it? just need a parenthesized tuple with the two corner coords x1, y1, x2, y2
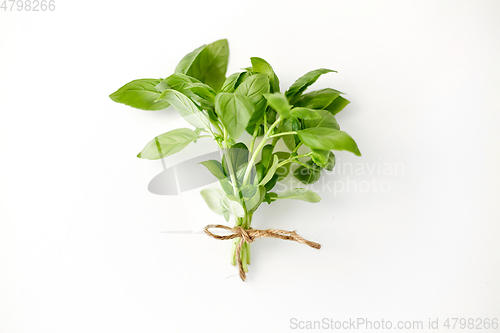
(246, 185, 266, 214)
(290, 107, 323, 120)
(263, 92, 292, 118)
(186, 82, 216, 105)
(161, 73, 202, 93)
(285, 68, 336, 103)
(325, 95, 350, 116)
(222, 142, 249, 176)
(280, 117, 300, 151)
(293, 160, 322, 184)
(276, 188, 321, 203)
(215, 93, 254, 139)
(260, 144, 274, 169)
(219, 72, 242, 93)
(199, 160, 226, 179)
(177, 39, 229, 91)
(302, 110, 340, 130)
(156, 89, 210, 129)
(200, 188, 226, 215)
(311, 149, 330, 167)
(297, 88, 341, 109)
(235, 74, 270, 129)
(297, 128, 361, 156)
(221, 195, 245, 218)
(109, 79, 169, 111)
(137, 128, 199, 160)
(259, 155, 279, 186)
(325, 152, 336, 171)
(250, 57, 280, 92)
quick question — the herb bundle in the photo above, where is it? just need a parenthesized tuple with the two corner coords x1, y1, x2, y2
(110, 39, 361, 280)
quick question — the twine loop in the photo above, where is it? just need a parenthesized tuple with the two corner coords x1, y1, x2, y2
(203, 224, 321, 281)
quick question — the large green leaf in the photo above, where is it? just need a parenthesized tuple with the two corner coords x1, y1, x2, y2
(276, 188, 321, 203)
(285, 68, 336, 103)
(176, 39, 229, 91)
(250, 57, 280, 92)
(263, 92, 292, 118)
(109, 79, 169, 111)
(297, 128, 361, 156)
(290, 107, 323, 120)
(137, 128, 199, 160)
(156, 89, 209, 129)
(215, 93, 254, 139)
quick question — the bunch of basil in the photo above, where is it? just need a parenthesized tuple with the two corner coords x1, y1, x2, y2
(110, 39, 360, 274)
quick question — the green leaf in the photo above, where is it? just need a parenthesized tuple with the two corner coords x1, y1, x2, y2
(221, 195, 245, 218)
(297, 88, 341, 109)
(175, 44, 206, 74)
(250, 57, 280, 92)
(222, 142, 249, 176)
(310, 149, 329, 167)
(199, 160, 226, 179)
(109, 79, 169, 111)
(297, 128, 361, 156)
(260, 144, 274, 169)
(177, 39, 229, 91)
(280, 117, 300, 151)
(200, 188, 226, 215)
(161, 73, 202, 93)
(137, 128, 199, 160)
(290, 107, 323, 120)
(263, 92, 292, 118)
(325, 95, 350, 115)
(264, 192, 278, 204)
(186, 82, 216, 105)
(302, 110, 340, 130)
(325, 152, 336, 171)
(276, 188, 321, 203)
(293, 160, 322, 184)
(156, 89, 209, 129)
(246, 186, 266, 213)
(215, 93, 254, 139)
(219, 72, 242, 93)
(259, 155, 279, 186)
(235, 74, 270, 129)
(285, 68, 336, 103)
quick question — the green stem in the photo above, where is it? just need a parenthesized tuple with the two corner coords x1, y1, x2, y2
(269, 131, 296, 138)
(292, 142, 303, 154)
(241, 117, 282, 185)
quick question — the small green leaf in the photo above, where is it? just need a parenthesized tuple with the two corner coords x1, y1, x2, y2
(275, 151, 292, 181)
(187, 82, 217, 105)
(280, 117, 301, 151)
(156, 89, 209, 129)
(293, 160, 322, 184)
(263, 92, 292, 118)
(310, 149, 329, 167)
(110, 79, 169, 111)
(250, 57, 280, 92)
(325, 152, 336, 171)
(219, 72, 242, 93)
(215, 93, 254, 139)
(137, 128, 199, 160)
(236, 74, 270, 129)
(246, 186, 266, 213)
(276, 188, 321, 203)
(199, 160, 226, 179)
(222, 142, 249, 175)
(285, 68, 336, 103)
(259, 155, 279, 186)
(260, 144, 274, 169)
(221, 196, 245, 218)
(200, 188, 226, 215)
(297, 128, 361, 156)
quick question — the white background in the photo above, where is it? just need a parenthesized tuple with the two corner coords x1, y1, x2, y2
(1, 0, 499, 332)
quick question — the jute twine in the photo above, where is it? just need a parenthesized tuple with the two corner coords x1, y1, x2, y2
(203, 224, 321, 281)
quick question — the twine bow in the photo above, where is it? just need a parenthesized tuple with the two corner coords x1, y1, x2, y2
(203, 224, 321, 281)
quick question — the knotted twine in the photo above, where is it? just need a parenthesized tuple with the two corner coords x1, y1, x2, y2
(204, 224, 321, 281)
